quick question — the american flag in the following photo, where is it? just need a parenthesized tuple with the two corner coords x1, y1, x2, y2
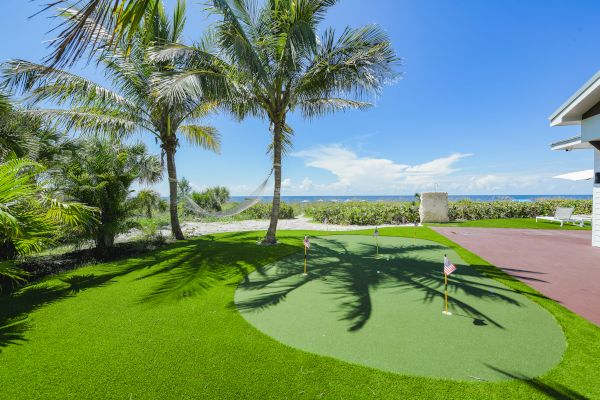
(303, 236, 310, 249)
(443, 255, 456, 276)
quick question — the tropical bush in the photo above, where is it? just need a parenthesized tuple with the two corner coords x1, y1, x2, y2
(239, 202, 295, 220)
(0, 158, 96, 284)
(190, 187, 230, 212)
(57, 138, 162, 252)
(305, 202, 419, 225)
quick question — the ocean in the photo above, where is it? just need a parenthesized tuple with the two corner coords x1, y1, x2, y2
(229, 194, 592, 204)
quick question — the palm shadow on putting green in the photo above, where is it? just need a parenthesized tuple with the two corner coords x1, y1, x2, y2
(235, 236, 528, 331)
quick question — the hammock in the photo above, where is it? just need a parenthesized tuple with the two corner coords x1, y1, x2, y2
(184, 170, 272, 218)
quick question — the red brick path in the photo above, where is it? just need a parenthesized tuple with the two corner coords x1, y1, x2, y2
(432, 227, 600, 326)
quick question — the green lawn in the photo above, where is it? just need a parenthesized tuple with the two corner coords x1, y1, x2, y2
(426, 218, 592, 230)
(1, 228, 599, 399)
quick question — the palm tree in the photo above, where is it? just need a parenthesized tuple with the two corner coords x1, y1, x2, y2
(135, 188, 163, 218)
(154, 0, 398, 244)
(3, 0, 220, 240)
(59, 138, 162, 251)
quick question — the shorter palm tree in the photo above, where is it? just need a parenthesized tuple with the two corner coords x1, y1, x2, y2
(135, 189, 164, 218)
(58, 138, 162, 252)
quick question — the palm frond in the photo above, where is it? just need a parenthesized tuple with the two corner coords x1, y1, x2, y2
(0, 91, 11, 114)
(178, 125, 221, 153)
(298, 97, 371, 119)
(25, 108, 142, 137)
(37, 0, 156, 67)
(298, 24, 400, 99)
(2, 59, 135, 110)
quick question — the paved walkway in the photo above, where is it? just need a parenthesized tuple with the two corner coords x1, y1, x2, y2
(432, 227, 600, 326)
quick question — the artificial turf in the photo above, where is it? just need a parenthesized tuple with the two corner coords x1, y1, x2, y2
(0, 228, 599, 399)
(235, 235, 565, 381)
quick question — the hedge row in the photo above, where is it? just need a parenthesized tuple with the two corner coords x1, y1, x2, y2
(304, 202, 419, 225)
(304, 199, 592, 225)
(448, 199, 592, 221)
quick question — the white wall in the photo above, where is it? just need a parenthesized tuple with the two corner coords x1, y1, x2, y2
(593, 149, 600, 247)
(582, 114, 600, 142)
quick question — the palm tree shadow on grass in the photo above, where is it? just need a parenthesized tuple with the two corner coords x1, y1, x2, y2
(0, 234, 297, 350)
(135, 238, 298, 305)
(235, 236, 531, 331)
(0, 251, 164, 352)
(484, 364, 588, 399)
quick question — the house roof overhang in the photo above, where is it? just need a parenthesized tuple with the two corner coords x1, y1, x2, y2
(550, 136, 594, 151)
(549, 70, 600, 126)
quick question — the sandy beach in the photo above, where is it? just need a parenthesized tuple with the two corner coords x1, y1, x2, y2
(155, 215, 410, 238)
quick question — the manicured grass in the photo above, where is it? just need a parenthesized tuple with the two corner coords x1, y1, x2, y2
(426, 218, 591, 230)
(0, 228, 599, 399)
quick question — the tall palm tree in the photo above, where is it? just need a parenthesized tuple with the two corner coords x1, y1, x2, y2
(154, 0, 399, 244)
(4, 0, 220, 240)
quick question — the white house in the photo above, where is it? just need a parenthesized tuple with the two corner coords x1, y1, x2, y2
(550, 70, 600, 247)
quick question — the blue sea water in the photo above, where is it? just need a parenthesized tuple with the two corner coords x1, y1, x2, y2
(229, 194, 592, 204)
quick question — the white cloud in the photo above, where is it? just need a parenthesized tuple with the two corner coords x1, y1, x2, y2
(291, 145, 471, 193)
(466, 174, 542, 192)
(299, 177, 314, 191)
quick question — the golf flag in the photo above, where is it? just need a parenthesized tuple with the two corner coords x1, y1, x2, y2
(444, 256, 456, 276)
(442, 255, 455, 315)
(373, 227, 379, 257)
(303, 235, 310, 275)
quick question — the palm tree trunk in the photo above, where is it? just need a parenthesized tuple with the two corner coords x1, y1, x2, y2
(95, 230, 115, 256)
(264, 122, 283, 245)
(164, 140, 185, 240)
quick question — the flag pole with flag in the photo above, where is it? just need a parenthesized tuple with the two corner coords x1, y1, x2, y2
(303, 235, 310, 276)
(373, 227, 380, 257)
(443, 254, 457, 315)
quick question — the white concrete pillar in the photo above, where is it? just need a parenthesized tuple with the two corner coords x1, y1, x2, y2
(419, 192, 449, 223)
(593, 149, 600, 247)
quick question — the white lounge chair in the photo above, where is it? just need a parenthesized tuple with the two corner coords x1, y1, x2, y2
(535, 207, 575, 227)
(572, 214, 592, 227)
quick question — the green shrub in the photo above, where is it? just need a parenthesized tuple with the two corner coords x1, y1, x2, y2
(190, 186, 230, 212)
(239, 202, 295, 220)
(448, 199, 592, 221)
(305, 202, 419, 225)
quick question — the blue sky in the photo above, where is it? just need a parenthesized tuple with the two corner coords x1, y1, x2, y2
(2, 0, 600, 195)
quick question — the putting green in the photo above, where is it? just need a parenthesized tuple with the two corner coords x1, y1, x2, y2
(235, 235, 566, 381)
